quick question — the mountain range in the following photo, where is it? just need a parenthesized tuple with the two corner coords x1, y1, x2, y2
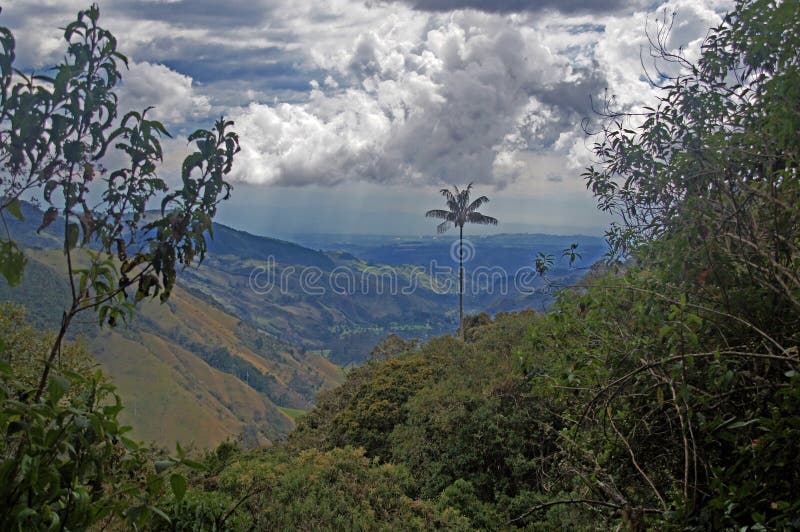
(1, 202, 605, 448)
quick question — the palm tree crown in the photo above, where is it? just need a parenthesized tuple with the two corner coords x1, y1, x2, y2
(425, 183, 498, 233)
(425, 183, 497, 338)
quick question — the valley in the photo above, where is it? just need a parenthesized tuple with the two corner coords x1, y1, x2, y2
(1, 202, 603, 448)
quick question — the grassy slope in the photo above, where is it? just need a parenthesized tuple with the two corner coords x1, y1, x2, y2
(92, 331, 260, 447)
(1, 248, 343, 449)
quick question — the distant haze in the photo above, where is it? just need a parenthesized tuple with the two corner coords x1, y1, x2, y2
(214, 182, 614, 238)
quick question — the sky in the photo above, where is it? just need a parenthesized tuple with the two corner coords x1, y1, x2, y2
(3, 0, 732, 237)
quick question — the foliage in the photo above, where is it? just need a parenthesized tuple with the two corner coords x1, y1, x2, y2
(0, 3, 239, 402)
(585, 0, 800, 333)
(290, 336, 462, 458)
(288, 312, 561, 527)
(516, 265, 800, 529)
(158, 445, 469, 530)
(424, 183, 498, 235)
(0, 4, 236, 529)
(368, 333, 420, 362)
(391, 375, 559, 503)
(0, 303, 199, 530)
(0, 302, 92, 386)
(550, 1, 800, 526)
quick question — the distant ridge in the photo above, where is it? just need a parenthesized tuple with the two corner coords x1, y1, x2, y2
(208, 223, 334, 269)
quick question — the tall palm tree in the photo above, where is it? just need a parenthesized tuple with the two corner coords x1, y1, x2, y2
(425, 183, 498, 337)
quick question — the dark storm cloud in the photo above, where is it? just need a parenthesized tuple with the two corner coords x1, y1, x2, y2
(229, 14, 616, 187)
(374, 0, 634, 14)
(131, 35, 306, 84)
(538, 66, 607, 116)
(1, 0, 319, 117)
(111, 0, 276, 28)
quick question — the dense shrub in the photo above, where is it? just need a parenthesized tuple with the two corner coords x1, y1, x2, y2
(160, 445, 469, 530)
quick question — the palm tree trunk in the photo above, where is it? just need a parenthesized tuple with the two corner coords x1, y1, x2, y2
(459, 224, 463, 339)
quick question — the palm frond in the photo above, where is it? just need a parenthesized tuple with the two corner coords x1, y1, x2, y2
(467, 195, 489, 212)
(425, 209, 450, 220)
(437, 220, 452, 233)
(466, 212, 498, 225)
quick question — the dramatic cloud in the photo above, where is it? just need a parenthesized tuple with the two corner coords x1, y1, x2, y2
(374, 0, 639, 15)
(231, 13, 607, 187)
(593, 0, 725, 109)
(111, 0, 278, 28)
(4, 0, 732, 191)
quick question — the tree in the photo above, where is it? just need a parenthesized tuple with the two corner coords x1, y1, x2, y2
(565, 0, 800, 527)
(0, 3, 238, 400)
(425, 183, 497, 337)
(0, 5, 238, 528)
(585, 0, 800, 330)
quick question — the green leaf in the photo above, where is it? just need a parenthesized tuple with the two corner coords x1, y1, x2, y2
(154, 460, 173, 474)
(170, 473, 187, 502)
(6, 198, 24, 221)
(47, 373, 71, 404)
(728, 419, 759, 430)
(147, 474, 165, 494)
(180, 458, 206, 471)
(149, 505, 171, 524)
(15, 507, 37, 524)
(45, 508, 61, 532)
(66, 222, 79, 251)
(0, 238, 26, 286)
(63, 140, 84, 164)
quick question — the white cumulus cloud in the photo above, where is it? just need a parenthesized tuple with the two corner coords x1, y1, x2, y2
(230, 12, 601, 188)
(117, 62, 211, 124)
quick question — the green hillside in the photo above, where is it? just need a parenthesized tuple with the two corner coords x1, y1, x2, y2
(0, 248, 342, 448)
(8, 202, 457, 366)
(1, 201, 458, 445)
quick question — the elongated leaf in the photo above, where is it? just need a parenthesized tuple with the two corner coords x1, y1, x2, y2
(5, 198, 24, 221)
(38, 207, 58, 233)
(65, 222, 79, 251)
(728, 419, 759, 430)
(149, 505, 171, 524)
